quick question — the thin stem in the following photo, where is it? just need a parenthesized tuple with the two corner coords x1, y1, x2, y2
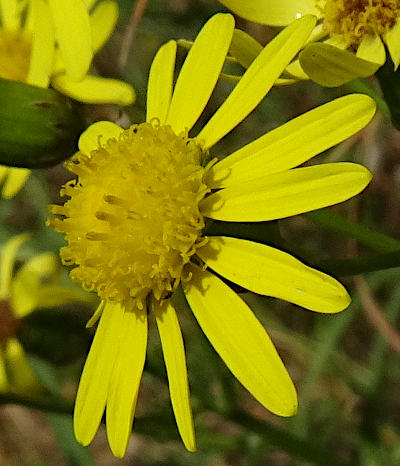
(354, 275, 400, 355)
(119, 0, 149, 70)
(0, 393, 73, 415)
(304, 210, 400, 253)
(316, 251, 400, 277)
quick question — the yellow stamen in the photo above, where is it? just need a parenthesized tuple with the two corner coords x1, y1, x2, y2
(50, 122, 211, 307)
(324, 0, 400, 47)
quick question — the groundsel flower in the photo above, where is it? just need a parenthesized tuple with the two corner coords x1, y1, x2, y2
(49, 14, 376, 457)
(219, 0, 400, 86)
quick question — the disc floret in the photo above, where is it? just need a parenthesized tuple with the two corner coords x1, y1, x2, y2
(324, 0, 400, 47)
(50, 122, 211, 309)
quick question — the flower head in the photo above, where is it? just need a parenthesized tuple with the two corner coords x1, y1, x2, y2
(0, 233, 91, 394)
(50, 14, 375, 458)
(219, 0, 400, 85)
(0, 0, 135, 198)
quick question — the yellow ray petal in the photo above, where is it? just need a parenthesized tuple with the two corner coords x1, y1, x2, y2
(90, 0, 118, 53)
(0, 233, 30, 299)
(86, 300, 105, 328)
(0, 166, 8, 185)
(83, 0, 97, 10)
(324, 36, 348, 49)
(206, 94, 376, 188)
(147, 40, 177, 124)
(26, 0, 55, 88)
(285, 59, 309, 80)
(106, 305, 147, 458)
(5, 338, 41, 394)
(197, 15, 316, 149)
(2, 168, 30, 199)
(74, 301, 124, 446)
(184, 264, 297, 416)
(201, 162, 372, 222)
(384, 19, 400, 70)
(0, 0, 20, 30)
(229, 29, 263, 68)
(78, 121, 123, 155)
(48, 0, 92, 81)
(217, 0, 321, 26)
(356, 34, 385, 65)
(51, 73, 135, 106)
(153, 298, 196, 452)
(165, 14, 235, 134)
(305, 23, 328, 44)
(197, 237, 350, 312)
(10, 252, 58, 317)
(299, 42, 380, 87)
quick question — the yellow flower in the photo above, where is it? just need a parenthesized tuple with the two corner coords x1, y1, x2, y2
(218, 0, 400, 86)
(0, 233, 92, 394)
(49, 14, 375, 458)
(0, 0, 135, 198)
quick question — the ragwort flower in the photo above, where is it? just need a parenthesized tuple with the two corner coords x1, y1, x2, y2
(49, 14, 376, 457)
(0, 0, 135, 198)
(0, 234, 91, 394)
(218, 0, 400, 86)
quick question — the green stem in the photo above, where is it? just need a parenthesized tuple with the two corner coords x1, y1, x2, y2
(318, 251, 400, 277)
(304, 210, 400, 253)
(0, 393, 73, 415)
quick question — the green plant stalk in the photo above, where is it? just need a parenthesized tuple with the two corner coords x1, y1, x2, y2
(304, 210, 400, 253)
(318, 251, 400, 277)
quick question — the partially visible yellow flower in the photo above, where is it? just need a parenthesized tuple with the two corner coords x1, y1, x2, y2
(49, 14, 375, 458)
(0, 0, 135, 198)
(0, 233, 93, 394)
(218, 0, 400, 86)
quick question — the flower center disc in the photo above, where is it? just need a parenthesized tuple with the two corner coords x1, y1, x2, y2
(0, 30, 31, 82)
(324, 0, 400, 46)
(51, 122, 210, 308)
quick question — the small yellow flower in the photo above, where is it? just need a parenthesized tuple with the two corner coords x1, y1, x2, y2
(219, 0, 400, 85)
(50, 14, 375, 458)
(0, 0, 135, 198)
(0, 233, 92, 394)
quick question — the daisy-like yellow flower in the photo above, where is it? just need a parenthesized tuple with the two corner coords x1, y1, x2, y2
(0, 233, 92, 394)
(219, 0, 400, 86)
(0, 0, 135, 198)
(49, 14, 376, 458)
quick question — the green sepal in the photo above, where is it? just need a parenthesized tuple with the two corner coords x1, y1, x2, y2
(0, 78, 85, 168)
(376, 59, 400, 130)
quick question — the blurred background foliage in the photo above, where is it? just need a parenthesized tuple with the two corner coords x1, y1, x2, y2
(1, 0, 400, 465)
